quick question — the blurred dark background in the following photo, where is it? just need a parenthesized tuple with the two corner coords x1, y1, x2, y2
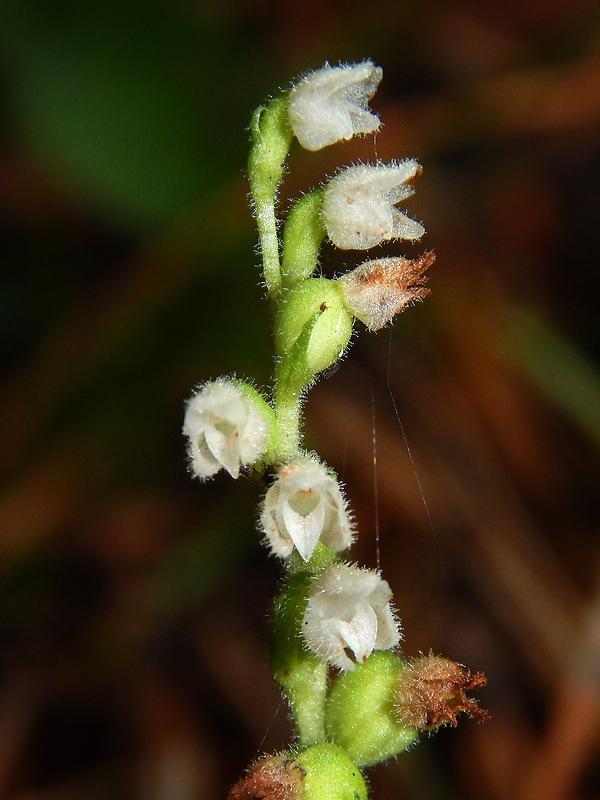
(1, 1, 600, 798)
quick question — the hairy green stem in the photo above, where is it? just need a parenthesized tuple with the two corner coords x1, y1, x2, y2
(247, 97, 293, 301)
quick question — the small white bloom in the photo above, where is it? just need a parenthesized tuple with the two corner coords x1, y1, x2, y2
(288, 61, 382, 151)
(183, 380, 270, 479)
(260, 455, 355, 562)
(302, 563, 400, 671)
(322, 161, 425, 250)
(338, 253, 435, 331)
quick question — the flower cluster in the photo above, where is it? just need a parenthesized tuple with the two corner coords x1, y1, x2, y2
(184, 59, 486, 800)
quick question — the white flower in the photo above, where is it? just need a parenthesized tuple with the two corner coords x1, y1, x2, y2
(260, 455, 355, 562)
(288, 61, 382, 151)
(183, 379, 270, 479)
(302, 563, 400, 671)
(322, 161, 426, 250)
(338, 253, 435, 331)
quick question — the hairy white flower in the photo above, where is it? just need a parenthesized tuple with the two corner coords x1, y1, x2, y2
(302, 563, 400, 671)
(288, 61, 382, 151)
(322, 161, 425, 250)
(260, 455, 355, 562)
(183, 380, 270, 479)
(338, 253, 435, 331)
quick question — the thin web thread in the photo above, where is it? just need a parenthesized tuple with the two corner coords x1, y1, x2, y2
(386, 332, 436, 538)
(371, 377, 381, 570)
(256, 699, 284, 757)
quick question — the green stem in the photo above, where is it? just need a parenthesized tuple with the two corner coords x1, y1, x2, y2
(270, 572, 328, 746)
(273, 312, 320, 459)
(284, 658, 329, 745)
(253, 188, 281, 297)
(247, 97, 293, 301)
(273, 378, 303, 460)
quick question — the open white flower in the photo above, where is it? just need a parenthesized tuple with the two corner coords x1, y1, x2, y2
(338, 253, 435, 331)
(302, 563, 400, 671)
(260, 455, 355, 562)
(288, 61, 382, 152)
(183, 379, 270, 479)
(322, 161, 425, 250)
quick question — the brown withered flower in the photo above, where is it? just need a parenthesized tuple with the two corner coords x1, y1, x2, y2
(393, 654, 488, 731)
(228, 754, 305, 800)
(337, 253, 435, 332)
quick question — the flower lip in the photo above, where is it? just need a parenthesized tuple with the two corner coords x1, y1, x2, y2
(302, 563, 401, 671)
(183, 379, 270, 480)
(288, 60, 382, 151)
(260, 455, 355, 562)
(322, 160, 426, 250)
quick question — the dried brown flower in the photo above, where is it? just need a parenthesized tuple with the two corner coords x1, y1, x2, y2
(393, 654, 488, 731)
(228, 754, 305, 800)
(337, 253, 435, 331)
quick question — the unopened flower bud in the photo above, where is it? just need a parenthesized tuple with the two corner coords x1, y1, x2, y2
(302, 563, 400, 670)
(322, 161, 425, 250)
(183, 379, 274, 480)
(338, 253, 435, 331)
(260, 455, 355, 562)
(288, 61, 382, 151)
(394, 654, 488, 730)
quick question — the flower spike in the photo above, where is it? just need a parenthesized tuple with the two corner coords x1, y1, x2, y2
(302, 563, 401, 670)
(260, 455, 355, 562)
(288, 61, 382, 151)
(322, 161, 425, 250)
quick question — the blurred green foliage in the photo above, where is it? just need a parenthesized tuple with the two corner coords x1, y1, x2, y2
(0, 0, 255, 228)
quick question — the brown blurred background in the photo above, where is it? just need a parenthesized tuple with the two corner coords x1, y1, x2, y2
(1, 1, 600, 798)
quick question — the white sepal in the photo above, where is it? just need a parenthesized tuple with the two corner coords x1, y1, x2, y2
(183, 379, 270, 479)
(260, 455, 355, 561)
(322, 161, 425, 250)
(302, 563, 401, 671)
(288, 61, 382, 151)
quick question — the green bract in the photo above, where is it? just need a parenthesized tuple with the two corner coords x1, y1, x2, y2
(326, 652, 418, 767)
(275, 278, 353, 366)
